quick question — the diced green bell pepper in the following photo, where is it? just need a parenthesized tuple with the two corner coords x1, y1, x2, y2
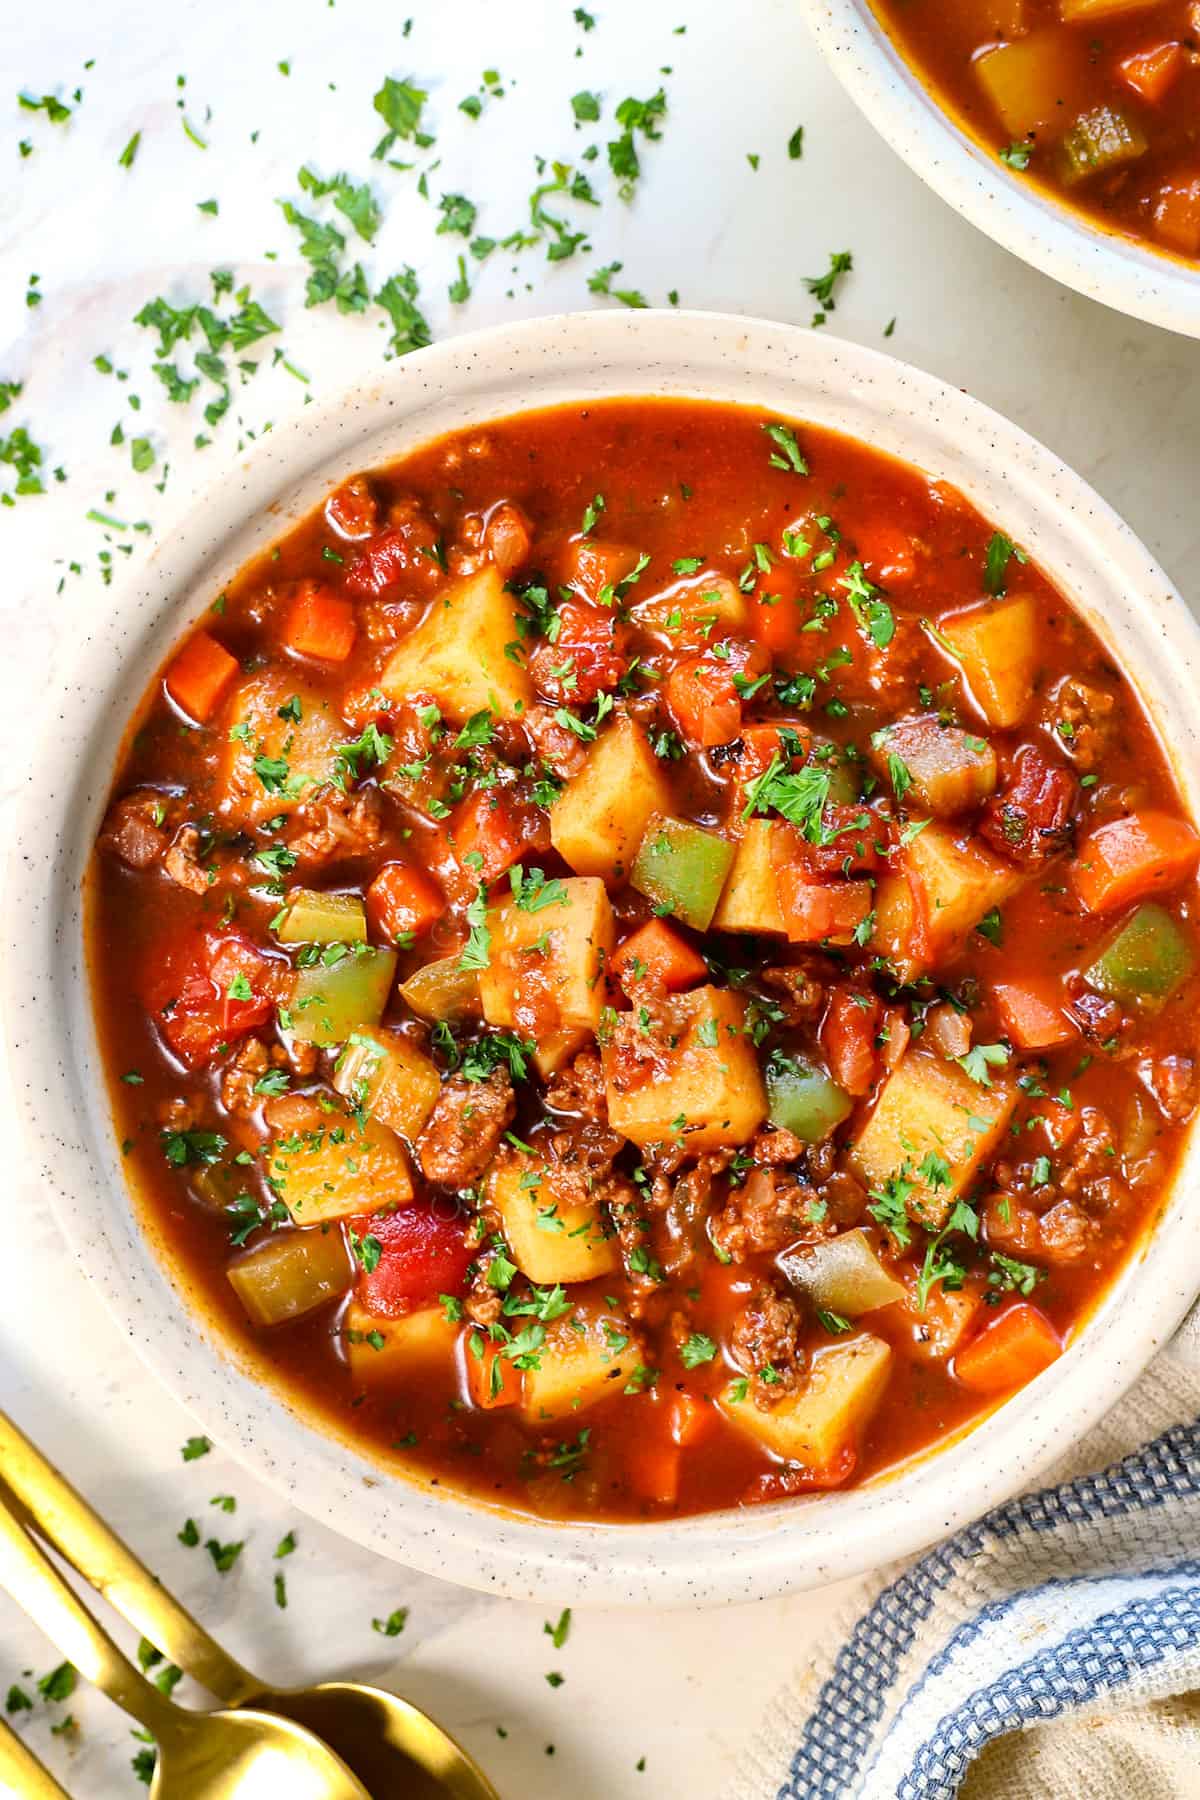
(767, 1054, 853, 1142)
(1058, 105, 1147, 187)
(1085, 903, 1194, 1007)
(398, 954, 480, 1023)
(276, 889, 367, 945)
(289, 945, 397, 1046)
(630, 812, 735, 931)
(227, 1227, 354, 1327)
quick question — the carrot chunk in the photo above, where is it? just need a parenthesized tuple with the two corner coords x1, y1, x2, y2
(612, 918, 708, 995)
(991, 976, 1075, 1051)
(1070, 811, 1200, 914)
(366, 862, 445, 944)
(821, 985, 881, 1096)
(665, 658, 742, 748)
(1154, 169, 1200, 257)
(627, 1437, 681, 1506)
(955, 1302, 1061, 1395)
(467, 1340, 522, 1410)
(1117, 41, 1183, 106)
(282, 580, 357, 663)
(165, 630, 239, 723)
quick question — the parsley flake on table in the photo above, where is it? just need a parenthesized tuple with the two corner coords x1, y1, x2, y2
(372, 1607, 409, 1637)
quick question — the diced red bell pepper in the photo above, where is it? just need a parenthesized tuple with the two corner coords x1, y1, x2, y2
(146, 930, 288, 1070)
(353, 1202, 474, 1317)
(366, 862, 445, 944)
(612, 918, 709, 996)
(165, 631, 239, 724)
(665, 657, 742, 748)
(282, 580, 357, 663)
(821, 985, 881, 1096)
(780, 808, 883, 881)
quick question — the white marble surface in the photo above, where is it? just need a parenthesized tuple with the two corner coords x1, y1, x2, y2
(2, 0, 1200, 1794)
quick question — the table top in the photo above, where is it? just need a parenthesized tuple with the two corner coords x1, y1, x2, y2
(3, 0, 1200, 1793)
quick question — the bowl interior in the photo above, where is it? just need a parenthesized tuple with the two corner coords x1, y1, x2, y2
(8, 309, 1200, 1606)
(798, 0, 1200, 339)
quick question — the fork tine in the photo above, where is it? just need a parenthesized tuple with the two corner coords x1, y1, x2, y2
(0, 1718, 71, 1799)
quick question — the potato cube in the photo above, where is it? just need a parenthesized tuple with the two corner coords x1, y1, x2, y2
(479, 876, 614, 1034)
(378, 566, 532, 723)
(938, 593, 1038, 728)
(602, 985, 767, 1151)
(850, 1048, 1017, 1229)
(550, 715, 672, 881)
(342, 1298, 459, 1382)
(332, 1027, 440, 1141)
(532, 1028, 588, 1080)
(711, 820, 788, 934)
(721, 1334, 892, 1468)
(974, 32, 1087, 137)
(871, 715, 997, 816)
(873, 821, 1023, 982)
(521, 1301, 636, 1422)
(490, 1156, 620, 1284)
(219, 672, 344, 827)
(268, 1112, 414, 1225)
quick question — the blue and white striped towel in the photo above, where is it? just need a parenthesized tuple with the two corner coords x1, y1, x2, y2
(734, 1309, 1200, 1800)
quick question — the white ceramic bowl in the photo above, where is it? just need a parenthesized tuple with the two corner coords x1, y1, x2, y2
(799, 0, 1200, 338)
(7, 310, 1200, 1607)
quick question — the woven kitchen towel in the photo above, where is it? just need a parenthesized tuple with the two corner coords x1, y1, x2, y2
(732, 1307, 1200, 1800)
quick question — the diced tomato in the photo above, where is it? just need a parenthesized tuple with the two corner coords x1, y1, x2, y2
(979, 746, 1078, 867)
(561, 536, 641, 604)
(325, 477, 379, 541)
(449, 789, 549, 885)
(146, 930, 288, 1069)
(821, 986, 881, 1096)
(345, 516, 442, 600)
(776, 873, 873, 946)
(741, 1445, 856, 1503)
(527, 600, 629, 705)
(466, 1338, 522, 1410)
(665, 658, 742, 748)
(353, 1202, 474, 1317)
(1117, 41, 1183, 106)
(1154, 169, 1200, 257)
(1070, 810, 1200, 914)
(366, 861, 445, 943)
(1027, 1098, 1083, 1155)
(955, 1302, 1062, 1395)
(164, 631, 239, 724)
(781, 807, 883, 881)
(612, 918, 708, 996)
(282, 580, 357, 663)
(854, 519, 917, 587)
(992, 976, 1075, 1051)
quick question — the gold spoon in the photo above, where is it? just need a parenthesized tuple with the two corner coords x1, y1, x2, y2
(0, 1414, 500, 1799)
(0, 1718, 71, 1799)
(0, 1485, 371, 1800)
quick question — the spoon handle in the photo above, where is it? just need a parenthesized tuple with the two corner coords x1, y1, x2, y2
(0, 1719, 71, 1800)
(0, 1484, 183, 1741)
(0, 1412, 256, 1706)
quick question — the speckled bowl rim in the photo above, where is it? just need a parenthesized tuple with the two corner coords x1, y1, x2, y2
(6, 309, 1200, 1608)
(798, 0, 1200, 339)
